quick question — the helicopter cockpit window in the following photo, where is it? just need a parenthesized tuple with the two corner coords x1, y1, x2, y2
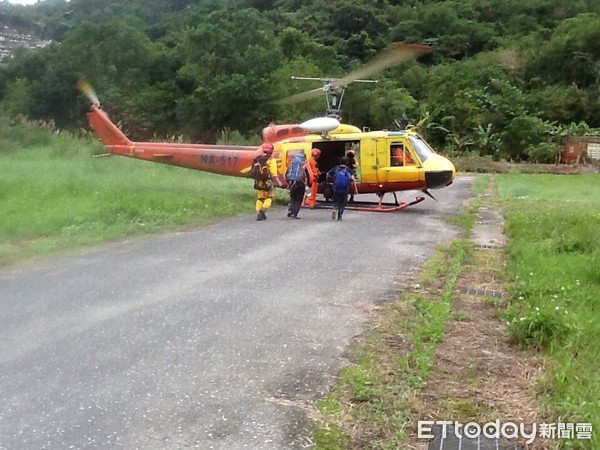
(390, 143, 414, 166)
(409, 136, 435, 163)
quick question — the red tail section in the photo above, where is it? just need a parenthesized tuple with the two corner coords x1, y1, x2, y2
(85, 104, 264, 178)
(86, 105, 132, 150)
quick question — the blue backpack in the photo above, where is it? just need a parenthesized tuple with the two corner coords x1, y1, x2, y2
(332, 167, 352, 192)
(287, 153, 307, 185)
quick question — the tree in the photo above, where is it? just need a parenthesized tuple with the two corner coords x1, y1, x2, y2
(500, 115, 553, 161)
(174, 8, 283, 140)
(524, 13, 600, 88)
(49, 18, 175, 135)
(0, 78, 31, 118)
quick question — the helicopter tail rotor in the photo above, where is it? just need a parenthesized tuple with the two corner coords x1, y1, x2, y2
(77, 79, 132, 148)
(77, 78, 100, 106)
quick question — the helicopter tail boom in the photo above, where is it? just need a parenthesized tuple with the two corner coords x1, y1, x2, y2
(85, 104, 264, 178)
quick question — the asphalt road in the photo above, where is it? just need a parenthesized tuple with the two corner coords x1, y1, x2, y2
(0, 176, 474, 450)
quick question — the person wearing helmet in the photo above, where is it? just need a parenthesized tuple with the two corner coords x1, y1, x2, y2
(254, 143, 280, 221)
(262, 143, 274, 156)
(304, 148, 321, 209)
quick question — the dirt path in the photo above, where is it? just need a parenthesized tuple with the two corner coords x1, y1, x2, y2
(407, 181, 549, 450)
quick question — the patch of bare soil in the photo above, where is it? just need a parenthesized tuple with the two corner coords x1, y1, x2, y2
(405, 246, 550, 450)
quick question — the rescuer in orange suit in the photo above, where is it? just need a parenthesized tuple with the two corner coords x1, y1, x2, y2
(304, 148, 321, 208)
(255, 143, 280, 221)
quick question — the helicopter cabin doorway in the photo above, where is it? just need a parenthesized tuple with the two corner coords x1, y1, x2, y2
(311, 140, 361, 185)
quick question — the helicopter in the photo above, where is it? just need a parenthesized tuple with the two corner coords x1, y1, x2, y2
(79, 42, 455, 212)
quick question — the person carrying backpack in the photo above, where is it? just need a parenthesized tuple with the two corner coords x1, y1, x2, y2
(251, 143, 280, 221)
(326, 156, 354, 221)
(285, 152, 313, 219)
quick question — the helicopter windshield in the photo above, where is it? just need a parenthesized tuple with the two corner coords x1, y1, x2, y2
(409, 136, 435, 163)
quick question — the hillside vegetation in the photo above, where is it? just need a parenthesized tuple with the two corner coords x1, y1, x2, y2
(0, 0, 600, 162)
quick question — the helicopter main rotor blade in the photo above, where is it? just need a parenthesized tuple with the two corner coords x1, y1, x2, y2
(276, 43, 431, 105)
(274, 86, 324, 105)
(334, 43, 431, 88)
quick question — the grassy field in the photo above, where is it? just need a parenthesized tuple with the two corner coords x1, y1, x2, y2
(497, 173, 600, 449)
(0, 123, 257, 266)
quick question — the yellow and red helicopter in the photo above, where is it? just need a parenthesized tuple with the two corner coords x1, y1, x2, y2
(79, 43, 455, 212)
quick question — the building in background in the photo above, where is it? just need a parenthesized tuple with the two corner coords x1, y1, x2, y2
(561, 136, 600, 165)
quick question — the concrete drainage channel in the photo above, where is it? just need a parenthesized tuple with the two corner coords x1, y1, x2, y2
(427, 204, 525, 450)
(458, 286, 505, 299)
(459, 204, 508, 299)
(427, 424, 526, 450)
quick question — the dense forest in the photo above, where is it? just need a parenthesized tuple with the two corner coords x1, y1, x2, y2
(1, 0, 600, 161)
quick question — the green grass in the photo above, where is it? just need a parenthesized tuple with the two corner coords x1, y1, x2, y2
(0, 124, 257, 265)
(496, 173, 600, 449)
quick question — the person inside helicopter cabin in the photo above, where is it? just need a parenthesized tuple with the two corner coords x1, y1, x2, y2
(345, 148, 358, 202)
(391, 143, 414, 166)
(303, 148, 321, 209)
(286, 152, 313, 219)
(253, 143, 280, 221)
(326, 156, 354, 221)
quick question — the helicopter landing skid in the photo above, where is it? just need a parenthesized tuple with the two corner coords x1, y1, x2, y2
(316, 193, 426, 212)
(348, 194, 425, 212)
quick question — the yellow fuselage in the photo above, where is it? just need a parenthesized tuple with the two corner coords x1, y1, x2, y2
(273, 125, 455, 194)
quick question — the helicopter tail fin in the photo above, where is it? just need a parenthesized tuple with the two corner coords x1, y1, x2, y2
(87, 104, 132, 149)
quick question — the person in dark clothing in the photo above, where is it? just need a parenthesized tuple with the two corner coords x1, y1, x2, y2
(346, 149, 358, 202)
(326, 156, 354, 221)
(286, 152, 313, 219)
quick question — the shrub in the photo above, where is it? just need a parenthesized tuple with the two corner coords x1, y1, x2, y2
(525, 141, 561, 163)
(507, 302, 573, 351)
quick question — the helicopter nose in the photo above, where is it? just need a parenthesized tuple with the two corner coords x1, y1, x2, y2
(425, 169, 454, 189)
(424, 156, 455, 189)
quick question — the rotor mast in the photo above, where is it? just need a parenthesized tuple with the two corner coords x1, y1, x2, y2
(290, 76, 378, 119)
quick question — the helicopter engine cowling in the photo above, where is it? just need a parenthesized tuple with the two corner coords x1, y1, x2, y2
(261, 123, 307, 143)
